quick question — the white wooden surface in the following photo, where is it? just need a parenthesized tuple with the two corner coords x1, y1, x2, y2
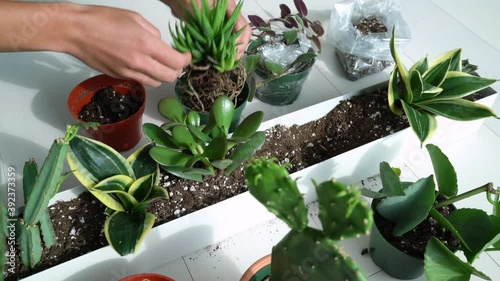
(1, 0, 500, 280)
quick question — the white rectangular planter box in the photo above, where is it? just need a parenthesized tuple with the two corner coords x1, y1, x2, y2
(21, 84, 497, 281)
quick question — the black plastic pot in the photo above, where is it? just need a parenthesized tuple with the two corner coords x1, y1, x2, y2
(175, 81, 249, 132)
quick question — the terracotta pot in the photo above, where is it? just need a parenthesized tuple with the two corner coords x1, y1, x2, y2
(240, 254, 271, 281)
(68, 74, 146, 152)
(118, 273, 175, 281)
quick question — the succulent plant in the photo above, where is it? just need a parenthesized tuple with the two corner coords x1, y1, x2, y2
(245, 0, 324, 79)
(67, 124, 168, 256)
(388, 29, 498, 145)
(363, 144, 500, 281)
(170, 0, 244, 72)
(244, 157, 372, 281)
(144, 96, 265, 182)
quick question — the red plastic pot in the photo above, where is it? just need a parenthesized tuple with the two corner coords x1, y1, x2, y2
(68, 74, 146, 152)
(118, 273, 175, 281)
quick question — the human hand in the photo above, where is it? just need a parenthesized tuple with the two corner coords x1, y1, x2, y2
(66, 4, 191, 87)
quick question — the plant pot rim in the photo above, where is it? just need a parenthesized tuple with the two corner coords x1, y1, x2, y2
(118, 273, 175, 281)
(240, 254, 271, 281)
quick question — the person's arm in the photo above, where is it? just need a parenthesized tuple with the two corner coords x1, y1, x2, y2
(161, 0, 250, 59)
(0, 1, 191, 87)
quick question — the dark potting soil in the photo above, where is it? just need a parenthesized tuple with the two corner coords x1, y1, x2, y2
(373, 195, 461, 259)
(354, 17, 388, 35)
(78, 86, 142, 124)
(7, 86, 491, 280)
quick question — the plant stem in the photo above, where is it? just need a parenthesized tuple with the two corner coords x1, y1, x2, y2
(434, 182, 496, 209)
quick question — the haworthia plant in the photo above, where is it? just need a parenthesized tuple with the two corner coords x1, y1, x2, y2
(388, 28, 498, 145)
(67, 125, 168, 256)
(244, 157, 372, 281)
(362, 144, 500, 281)
(144, 96, 265, 182)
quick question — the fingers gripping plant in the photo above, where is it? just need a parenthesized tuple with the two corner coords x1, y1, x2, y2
(144, 96, 265, 182)
(67, 125, 168, 256)
(364, 144, 500, 281)
(388, 29, 498, 144)
(245, 158, 373, 281)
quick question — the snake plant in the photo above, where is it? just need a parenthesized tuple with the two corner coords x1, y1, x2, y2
(363, 144, 500, 281)
(388, 29, 498, 145)
(143, 96, 265, 182)
(245, 157, 373, 281)
(169, 0, 244, 72)
(67, 125, 168, 256)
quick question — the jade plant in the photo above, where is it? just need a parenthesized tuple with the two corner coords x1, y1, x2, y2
(143, 96, 265, 182)
(245, 0, 324, 93)
(66, 124, 168, 256)
(170, 0, 247, 112)
(388, 29, 498, 144)
(363, 144, 500, 281)
(244, 157, 373, 280)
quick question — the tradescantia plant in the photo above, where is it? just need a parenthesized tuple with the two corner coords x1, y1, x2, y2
(245, 0, 324, 92)
(245, 157, 373, 280)
(170, 0, 247, 113)
(66, 125, 168, 256)
(388, 29, 498, 145)
(363, 144, 500, 281)
(143, 96, 265, 182)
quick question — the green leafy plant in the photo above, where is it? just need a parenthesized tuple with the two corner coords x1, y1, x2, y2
(244, 157, 373, 280)
(66, 125, 168, 256)
(144, 96, 265, 182)
(388, 29, 498, 144)
(245, 0, 324, 93)
(363, 144, 500, 281)
(170, 0, 247, 113)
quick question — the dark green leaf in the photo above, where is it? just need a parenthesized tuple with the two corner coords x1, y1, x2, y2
(149, 146, 191, 167)
(226, 132, 266, 174)
(290, 53, 316, 69)
(401, 101, 438, 145)
(377, 175, 436, 236)
(127, 143, 159, 184)
(388, 69, 403, 115)
(105, 212, 155, 256)
(211, 159, 233, 169)
(282, 30, 298, 44)
(231, 111, 264, 139)
(128, 174, 155, 203)
(212, 96, 235, 136)
(425, 144, 457, 196)
(379, 162, 405, 196)
(418, 99, 497, 121)
(265, 60, 285, 76)
(171, 125, 197, 152)
(203, 137, 228, 160)
(410, 56, 429, 74)
(245, 54, 261, 74)
(424, 237, 491, 281)
(187, 124, 212, 143)
(437, 71, 497, 100)
(143, 123, 179, 149)
(163, 166, 213, 182)
(409, 70, 424, 103)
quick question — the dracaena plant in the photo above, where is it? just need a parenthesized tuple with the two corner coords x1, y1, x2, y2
(143, 96, 265, 182)
(388, 29, 498, 145)
(244, 157, 373, 280)
(363, 144, 500, 281)
(245, 0, 324, 84)
(66, 124, 168, 256)
(169, 0, 247, 113)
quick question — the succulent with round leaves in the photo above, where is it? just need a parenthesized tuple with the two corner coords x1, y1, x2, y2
(388, 29, 498, 145)
(143, 96, 265, 182)
(67, 124, 168, 256)
(170, 0, 244, 72)
(362, 144, 500, 281)
(244, 157, 373, 281)
(245, 0, 324, 96)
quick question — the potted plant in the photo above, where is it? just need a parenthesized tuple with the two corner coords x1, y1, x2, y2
(241, 157, 373, 281)
(118, 273, 175, 281)
(143, 95, 265, 182)
(245, 0, 324, 105)
(169, 0, 248, 130)
(387, 29, 498, 145)
(66, 124, 169, 256)
(363, 144, 500, 280)
(67, 74, 146, 152)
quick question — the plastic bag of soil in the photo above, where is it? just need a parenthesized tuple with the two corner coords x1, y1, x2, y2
(327, 0, 411, 80)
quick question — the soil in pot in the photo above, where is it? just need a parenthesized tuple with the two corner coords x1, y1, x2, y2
(78, 86, 142, 124)
(6, 86, 492, 280)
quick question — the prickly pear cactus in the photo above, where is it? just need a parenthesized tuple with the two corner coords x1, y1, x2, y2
(270, 228, 369, 281)
(315, 180, 373, 240)
(244, 158, 308, 231)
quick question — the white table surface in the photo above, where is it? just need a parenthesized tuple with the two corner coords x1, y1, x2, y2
(1, 0, 500, 280)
